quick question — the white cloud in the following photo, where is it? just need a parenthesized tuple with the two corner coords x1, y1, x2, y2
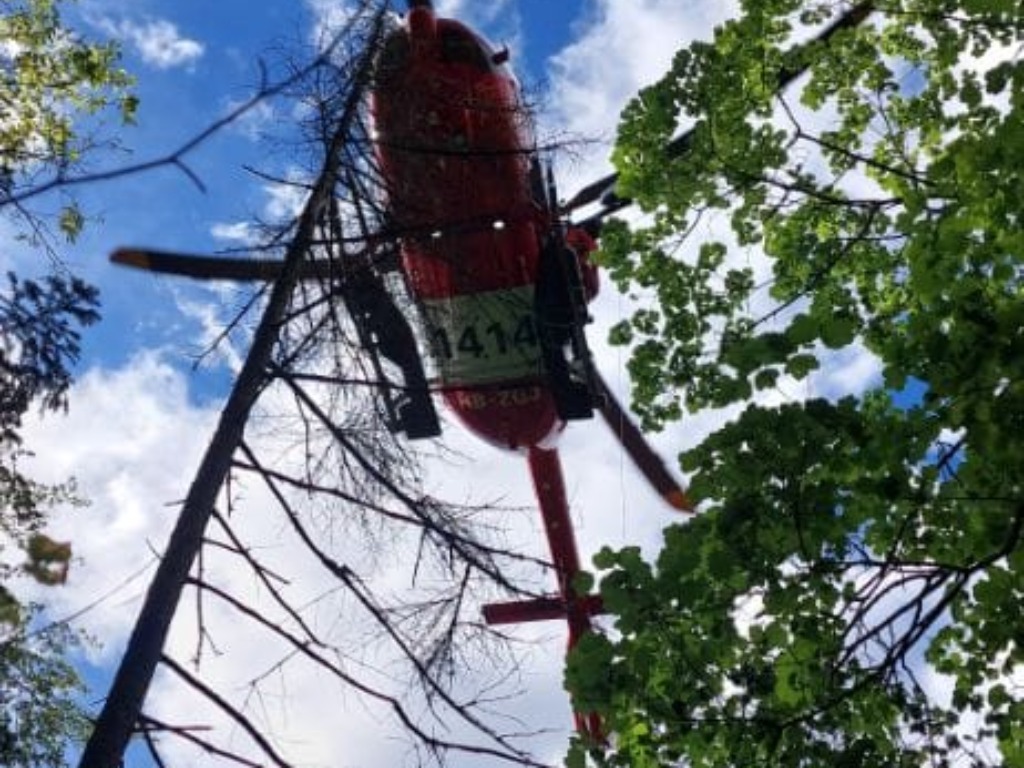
(811, 342, 884, 400)
(209, 170, 309, 247)
(224, 97, 277, 142)
(102, 17, 205, 70)
(210, 221, 257, 244)
(7, 325, 597, 764)
(303, 0, 376, 50)
(542, 0, 738, 189)
(436, 0, 519, 44)
(243, 169, 311, 224)
(170, 287, 249, 374)
(18, 350, 585, 764)
(15, 353, 219, 659)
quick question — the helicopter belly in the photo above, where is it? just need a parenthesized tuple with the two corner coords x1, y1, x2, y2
(444, 382, 561, 450)
(373, 17, 565, 450)
(406, 237, 564, 450)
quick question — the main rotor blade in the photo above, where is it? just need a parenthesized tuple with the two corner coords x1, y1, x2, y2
(594, 372, 694, 513)
(111, 248, 340, 282)
(563, 1, 875, 221)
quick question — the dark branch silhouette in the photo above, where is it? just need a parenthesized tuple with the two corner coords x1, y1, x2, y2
(79, 3, 569, 766)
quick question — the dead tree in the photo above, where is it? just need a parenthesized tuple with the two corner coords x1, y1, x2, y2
(80, 4, 562, 766)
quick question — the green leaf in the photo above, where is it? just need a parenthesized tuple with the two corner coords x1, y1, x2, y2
(786, 313, 819, 345)
(565, 740, 588, 768)
(58, 203, 84, 242)
(753, 367, 780, 390)
(820, 316, 858, 349)
(566, 3, 1024, 766)
(785, 353, 820, 379)
(574, 570, 595, 596)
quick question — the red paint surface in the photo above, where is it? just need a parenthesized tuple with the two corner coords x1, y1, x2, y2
(373, 10, 562, 449)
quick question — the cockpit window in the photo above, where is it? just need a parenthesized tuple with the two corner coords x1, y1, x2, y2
(439, 27, 492, 73)
(376, 29, 410, 83)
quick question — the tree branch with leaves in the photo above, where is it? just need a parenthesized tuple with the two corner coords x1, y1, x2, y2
(567, 2, 1024, 766)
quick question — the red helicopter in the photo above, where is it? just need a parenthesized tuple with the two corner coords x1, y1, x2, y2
(113, 0, 692, 741)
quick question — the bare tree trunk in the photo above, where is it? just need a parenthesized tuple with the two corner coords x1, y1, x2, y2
(76, 9, 386, 766)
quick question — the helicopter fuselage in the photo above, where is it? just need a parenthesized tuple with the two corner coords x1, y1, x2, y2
(372, 5, 591, 451)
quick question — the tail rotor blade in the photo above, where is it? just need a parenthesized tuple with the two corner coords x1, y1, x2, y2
(594, 372, 693, 513)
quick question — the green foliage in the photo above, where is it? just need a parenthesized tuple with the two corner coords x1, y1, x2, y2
(0, 3, 129, 763)
(0, 0, 136, 243)
(0, 272, 99, 439)
(0, 271, 96, 766)
(0, 608, 91, 767)
(570, 1, 1024, 765)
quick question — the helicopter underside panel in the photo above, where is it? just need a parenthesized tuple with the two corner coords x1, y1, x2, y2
(419, 285, 542, 387)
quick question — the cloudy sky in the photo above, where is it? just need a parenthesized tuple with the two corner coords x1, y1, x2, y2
(7, 1, 883, 766)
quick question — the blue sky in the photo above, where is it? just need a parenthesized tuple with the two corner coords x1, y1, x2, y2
(8, 1, 892, 766)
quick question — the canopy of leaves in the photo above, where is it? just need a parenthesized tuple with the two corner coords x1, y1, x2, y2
(0, 271, 97, 765)
(0, 609, 90, 768)
(0, 272, 99, 439)
(568, 1, 1024, 766)
(0, 0, 136, 242)
(0, 1, 130, 762)
(0, 269, 96, 591)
